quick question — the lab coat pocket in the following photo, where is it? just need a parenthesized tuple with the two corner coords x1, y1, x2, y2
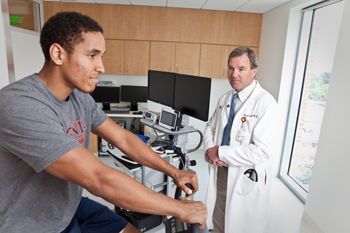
(236, 173, 259, 196)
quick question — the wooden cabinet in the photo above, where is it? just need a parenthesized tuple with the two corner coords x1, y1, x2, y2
(150, 42, 201, 76)
(43, 2, 100, 23)
(103, 40, 124, 74)
(128, 6, 178, 42)
(43, 2, 262, 47)
(43, 2, 57, 21)
(200, 44, 230, 79)
(150, 42, 176, 72)
(227, 12, 262, 48)
(125, 40, 150, 75)
(96, 4, 129, 40)
(103, 40, 150, 75)
(43, 2, 262, 78)
(175, 43, 200, 76)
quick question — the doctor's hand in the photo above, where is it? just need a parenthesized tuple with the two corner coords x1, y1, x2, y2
(172, 169, 199, 196)
(205, 146, 226, 167)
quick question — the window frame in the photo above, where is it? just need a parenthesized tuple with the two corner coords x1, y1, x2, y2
(278, 0, 344, 203)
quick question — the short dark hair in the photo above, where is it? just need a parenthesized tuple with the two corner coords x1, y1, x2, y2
(228, 46, 258, 70)
(40, 11, 103, 61)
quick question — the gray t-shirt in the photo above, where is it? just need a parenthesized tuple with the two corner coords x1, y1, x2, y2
(0, 74, 108, 232)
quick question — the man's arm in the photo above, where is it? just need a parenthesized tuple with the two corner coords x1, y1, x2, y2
(44, 145, 207, 228)
(203, 100, 226, 166)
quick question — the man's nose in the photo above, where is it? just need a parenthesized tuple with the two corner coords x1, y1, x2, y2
(97, 58, 105, 74)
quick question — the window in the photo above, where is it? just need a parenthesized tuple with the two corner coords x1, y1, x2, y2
(279, 0, 344, 202)
(8, 0, 42, 32)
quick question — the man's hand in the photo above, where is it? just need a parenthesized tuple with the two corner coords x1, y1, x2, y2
(177, 197, 208, 229)
(172, 169, 199, 196)
(205, 146, 226, 167)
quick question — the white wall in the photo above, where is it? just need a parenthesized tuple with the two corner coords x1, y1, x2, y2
(0, 0, 11, 88)
(11, 27, 44, 81)
(0, 2, 9, 88)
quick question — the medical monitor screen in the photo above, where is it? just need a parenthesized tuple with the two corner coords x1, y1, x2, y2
(173, 74, 211, 122)
(121, 85, 148, 102)
(91, 85, 120, 110)
(121, 85, 148, 111)
(148, 70, 175, 108)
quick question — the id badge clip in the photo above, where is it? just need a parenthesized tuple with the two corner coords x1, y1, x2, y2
(236, 117, 247, 142)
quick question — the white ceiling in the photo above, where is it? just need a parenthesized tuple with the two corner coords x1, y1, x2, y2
(46, 0, 292, 14)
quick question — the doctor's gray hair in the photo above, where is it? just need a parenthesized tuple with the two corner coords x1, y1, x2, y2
(228, 47, 259, 70)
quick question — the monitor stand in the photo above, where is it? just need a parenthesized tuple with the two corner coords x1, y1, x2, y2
(130, 101, 138, 111)
(102, 102, 111, 111)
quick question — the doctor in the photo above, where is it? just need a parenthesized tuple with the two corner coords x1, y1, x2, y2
(203, 47, 278, 233)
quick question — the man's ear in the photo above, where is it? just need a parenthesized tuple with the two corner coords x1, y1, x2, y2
(49, 43, 65, 65)
(252, 67, 258, 78)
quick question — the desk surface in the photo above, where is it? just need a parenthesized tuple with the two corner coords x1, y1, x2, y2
(106, 111, 144, 118)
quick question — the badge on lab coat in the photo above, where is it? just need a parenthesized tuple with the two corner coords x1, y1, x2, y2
(236, 117, 247, 142)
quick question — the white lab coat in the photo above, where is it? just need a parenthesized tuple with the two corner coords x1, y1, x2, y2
(203, 81, 278, 233)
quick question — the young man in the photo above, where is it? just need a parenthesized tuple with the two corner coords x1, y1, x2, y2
(0, 11, 207, 233)
(203, 47, 278, 233)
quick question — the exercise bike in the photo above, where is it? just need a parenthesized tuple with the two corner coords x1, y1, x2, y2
(164, 150, 209, 233)
(164, 186, 209, 233)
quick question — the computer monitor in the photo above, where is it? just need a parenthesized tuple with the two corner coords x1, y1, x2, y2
(148, 70, 176, 108)
(91, 85, 120, 110)
(121, 85, 148, 111)
(173, 74, 211, 122)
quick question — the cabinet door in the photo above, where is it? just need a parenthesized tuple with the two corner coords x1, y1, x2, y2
(43, 2, 60, 21)
(96, 4, 129, 40)
(175, 43, 200, 76)
(61, 2, 101, 22)
(199, 44, 230, 79)
(125, 41, 150, 75)
(103, 40, 124, 74)
(43, 2, 100, 23)
(150, 41, 175, 72)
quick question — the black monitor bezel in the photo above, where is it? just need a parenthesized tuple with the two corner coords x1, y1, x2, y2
(91, 85, 121, 110)
(120, 85, 148, 103)
(147, 70, 176, 108)
(173, 74, 211, 122)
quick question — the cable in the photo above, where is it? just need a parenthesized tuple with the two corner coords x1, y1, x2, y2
(186, 128, 203, 154)
(151, 127, 159, 144)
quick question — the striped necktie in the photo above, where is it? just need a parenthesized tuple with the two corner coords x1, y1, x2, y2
(221, 93, 238, 146)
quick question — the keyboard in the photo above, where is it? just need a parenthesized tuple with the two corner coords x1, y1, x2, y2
(104, 109, 130, 114)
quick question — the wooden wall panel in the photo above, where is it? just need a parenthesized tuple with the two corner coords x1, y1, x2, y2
(175, 43, 201, 76)
(103, 40, 125, 74)
(150, 42, 176, 72)
(43, 2, 262, 47)
(96, 4, 129, 40)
